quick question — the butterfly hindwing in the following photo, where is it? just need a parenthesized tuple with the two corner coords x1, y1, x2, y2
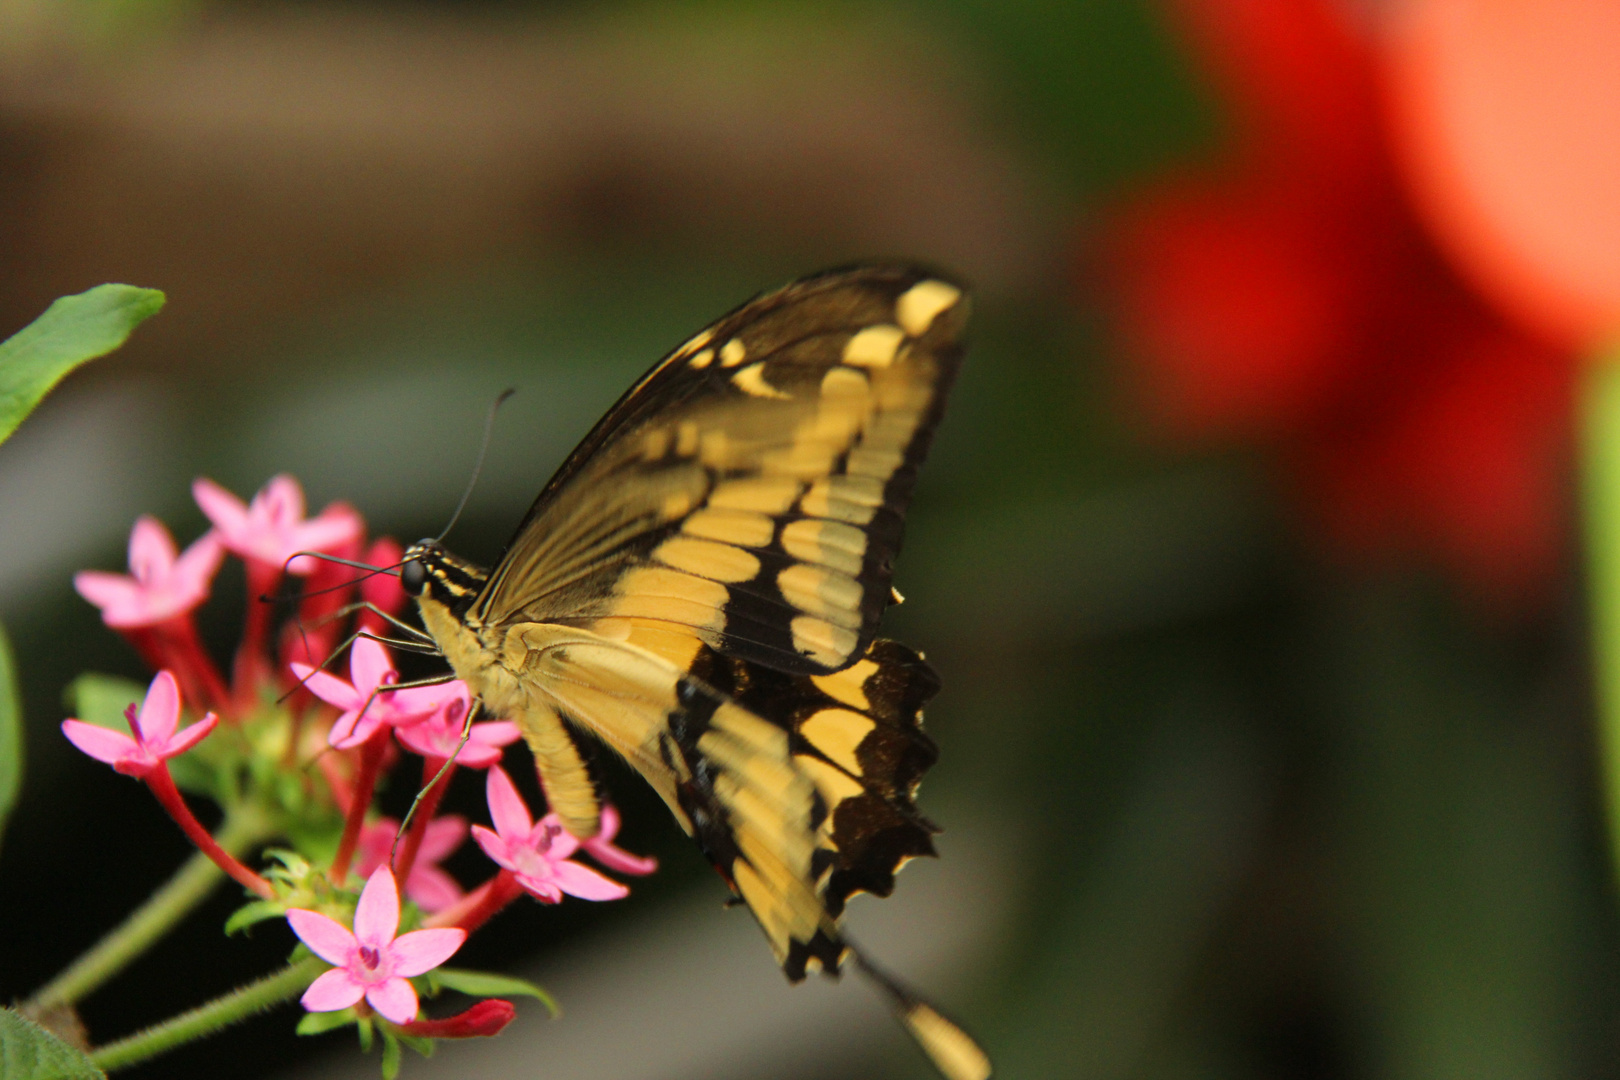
(691, 639, 942, 923)
(472, 266, 967, 676)
(520, 627, 945, 981)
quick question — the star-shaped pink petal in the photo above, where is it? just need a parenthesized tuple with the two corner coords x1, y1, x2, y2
(579, 804, 658, 877)
(62, 670, 218, 779)
(74, 517, 224, 629)
(355, 816, 468, 913)
(288, 866, 466, 1025)
(290, 639, 454, 749)
(193, 474, 363, 576)
(394, 687, 520, 769)
(470, 767, 629, 904)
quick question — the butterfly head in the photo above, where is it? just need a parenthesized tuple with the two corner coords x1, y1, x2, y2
(399, 539, 488, 618)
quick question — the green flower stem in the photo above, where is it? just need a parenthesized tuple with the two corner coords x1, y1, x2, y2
(1583, 349, 1620, 879)
(88, 957, 325, 1073)
(24, 802, 275, 1012)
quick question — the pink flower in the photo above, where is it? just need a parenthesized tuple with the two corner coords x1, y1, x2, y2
(355, 816, 468, 913)
(73, 517, 224, 629)
(394, 687, 520, 769)
(193, 474, 363, 576)
(289, 866, 466, 1025)
(62, 670, 217, 779)
(471, 767, 630, 904)
(578, 804, 658, 877)
(291, 639, 454, 749)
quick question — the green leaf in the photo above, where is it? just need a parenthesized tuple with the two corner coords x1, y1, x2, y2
(396, 1032, 435, 1057)
(429, 969, 559, 1017)
(0, 284, 165, 447)
(223, 900, 284, 936)
(356, 1017, 374, 1053)
(62, 673, 144, 731)
(0, 619, 21, 859)
(379, 1031, 401, 1080)
(296, 1009, 356, 1037)
(0, 1007, 106, 1079)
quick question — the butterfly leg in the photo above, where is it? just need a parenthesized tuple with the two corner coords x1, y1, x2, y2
(391, 698, 480, 863)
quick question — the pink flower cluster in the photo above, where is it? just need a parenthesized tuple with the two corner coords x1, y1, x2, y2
(63, 475, 658, 1037)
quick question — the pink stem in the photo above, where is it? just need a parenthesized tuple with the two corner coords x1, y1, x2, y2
(425, 871, 524, 933)
(233, 562, 281, 710)
(316, 750, 354, 813)
(393, 757, 454, 891)
(144, 766, 272, 897)
(136, 618, 230, 718)
(329, 728, 389, 884)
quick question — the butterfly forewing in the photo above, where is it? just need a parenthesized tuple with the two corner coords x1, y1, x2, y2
(472, 266, 967, 676)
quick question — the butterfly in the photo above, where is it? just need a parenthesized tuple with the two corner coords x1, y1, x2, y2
(396, 265, 988, 1080)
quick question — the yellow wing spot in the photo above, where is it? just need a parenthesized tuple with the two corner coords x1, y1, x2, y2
(778, 564, 863, 624)
(801, 475, 885, 525)
(675, 421, 700, 457)
(895, 279, 963, 338)
(654, 535, 760, 583)
(699, 429, 735, 469)
(801, 397, 868, 444)
(709, 477, 803, 514)
(731, 362, 792, 400)
(902, 1004, 992, 1080)
(684, 507, 777, 547)
(612, 567, 727, 632)
(762, 440, 839, 479)
(641, 428, 672, 460)
(623, 621, 705, 670)
(791, 616, 859, 668)
(847, 444, 905, 481)
(688, 347, 716, 369)
(709, 702, 793, 759)
(812, 658, 879, 711)
(781, 518, 868, 576)
(720, 338, 749, 367)
(821, 365, 870, 398)
(730, 860, 789, 959)
(843, 324, 906, 368)
(795, 752, 866, 807)
(799, 708, 875, 774)
(661, 490, 695, 520)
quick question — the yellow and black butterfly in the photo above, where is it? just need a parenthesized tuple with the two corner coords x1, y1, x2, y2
(397, 265, 988, 1080)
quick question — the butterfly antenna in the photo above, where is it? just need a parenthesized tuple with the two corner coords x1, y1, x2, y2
(262, 552, 406, 606)
(435, 388, 516, 543)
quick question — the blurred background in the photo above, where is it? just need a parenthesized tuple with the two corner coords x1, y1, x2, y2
(2, 0, 1618, 1077)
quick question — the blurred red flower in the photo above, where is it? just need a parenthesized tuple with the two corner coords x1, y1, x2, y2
(1387, 0, 1620, 351)
(1105, 0, 1576, 603)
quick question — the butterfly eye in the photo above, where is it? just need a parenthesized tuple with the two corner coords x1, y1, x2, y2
(399, 558, 428, 596)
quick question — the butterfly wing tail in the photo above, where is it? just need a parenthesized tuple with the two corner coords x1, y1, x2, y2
(853, 947, 992, 1080)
